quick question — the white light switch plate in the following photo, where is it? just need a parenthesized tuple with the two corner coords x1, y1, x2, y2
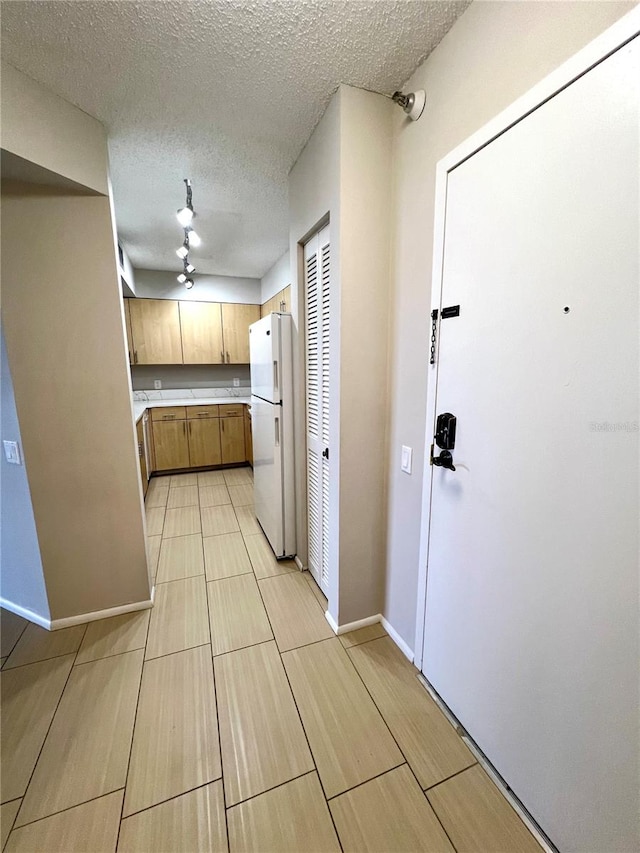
(401, 445, 412, 474)
(3, 440, 21, 465)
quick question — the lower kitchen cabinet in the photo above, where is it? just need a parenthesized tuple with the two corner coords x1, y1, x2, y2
(220, 416, 245, 464)
(152, 419, 190, 471)
(244, 407, 253, 465)
(188, 417, 222, 467)
(136, 418, 148, 496)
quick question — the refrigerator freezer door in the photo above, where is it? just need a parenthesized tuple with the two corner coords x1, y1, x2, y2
(252, 396, 284, 556)
(250, 314, 281, 404)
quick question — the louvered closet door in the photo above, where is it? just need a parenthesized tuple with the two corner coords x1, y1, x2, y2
(304, 224, 330, 595)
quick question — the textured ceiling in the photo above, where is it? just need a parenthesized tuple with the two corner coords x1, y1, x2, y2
(1, 0, 469, 278)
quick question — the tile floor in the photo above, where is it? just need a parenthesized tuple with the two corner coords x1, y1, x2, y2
(0, 466, 543, 852)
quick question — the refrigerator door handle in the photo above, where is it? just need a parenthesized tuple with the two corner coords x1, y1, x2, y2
(274, 416, 280, 447)
(273, 360, 279, 395)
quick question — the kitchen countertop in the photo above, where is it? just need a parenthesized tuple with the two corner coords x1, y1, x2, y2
(134, 396, 251, 423)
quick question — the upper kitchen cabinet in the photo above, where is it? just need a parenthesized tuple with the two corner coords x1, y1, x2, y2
(221, 303, 260, 363)
(123, 299, 135, 365)
(180, 301, 224, 364)
(129, 298, 183, 364)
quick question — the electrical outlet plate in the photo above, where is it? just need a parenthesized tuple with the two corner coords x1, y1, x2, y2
(3, 440, 21, 465)
(233, 378, 240, 387)
(401, 445, 412, 474)
(153, 380, 162, 390)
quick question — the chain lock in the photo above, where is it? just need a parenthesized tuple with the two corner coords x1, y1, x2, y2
(430, 309, 438, 365)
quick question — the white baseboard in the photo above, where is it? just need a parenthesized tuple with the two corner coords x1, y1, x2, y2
(0, 598, 50, 629)
(324, 610, 339, 634)
(1, 591, 155, 631)
(381, 616, 414, 662)
(294, 556, 305, 571)
(333, 613, 382, 636)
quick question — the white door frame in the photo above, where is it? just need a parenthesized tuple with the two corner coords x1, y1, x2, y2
(413, 6, 640, 669)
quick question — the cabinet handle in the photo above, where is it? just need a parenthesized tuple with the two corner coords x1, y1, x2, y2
(163, 415, 175, 420)
(226, 351, 230, 363)
(221, 420, 225, 432)
(134, 350, 138, 364)
(221, 350, 224, 363)
(188, 421, 192, 434)
(183, 422, 186, 435)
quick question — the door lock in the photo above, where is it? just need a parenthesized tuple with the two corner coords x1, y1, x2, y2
(431, 448, 456, 471)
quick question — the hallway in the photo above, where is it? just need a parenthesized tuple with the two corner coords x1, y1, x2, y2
(1, 468, 541, 851)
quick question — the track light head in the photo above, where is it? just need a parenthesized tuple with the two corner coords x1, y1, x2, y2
(177, 272, 187, 283)
(184, 278, 194, 289)
(176, 206, 194, 227)
(186, 229, 201, 248)
(176, 243, 189, 259)
(185, 262, 196, 274)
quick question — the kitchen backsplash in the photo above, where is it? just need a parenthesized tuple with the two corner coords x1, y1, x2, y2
(131, 363, 250, 391)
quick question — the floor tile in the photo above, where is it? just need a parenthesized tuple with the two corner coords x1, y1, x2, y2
(215, 641, 314, 806)
(0, 657, 5, 669)
(207, 575, 273, 655)
(144, 484, 169, 508)
(427, 764, 542, 852)
(145, 576, 210, 660)
(124, 645, 221, 817)
(244, 533, 297, 580)
(199, 484, 231, 507)
(3, 623, 86, 669)
(348, 637, 474, 789)
(1, 800, 20, 851)
(6, 791, 122, 853)
(203, 532, 253, 582)
(201, 504, 240, 537)
(223, 467, 253, 486)
(146, 536, 162, 580)
(228, 773, 340, 853)
(75, 610, 150, 665)
(156, 534, 204, 583)
(235, 505, 261, 536)
(16, 650, 143, 827)
(147, 475, 171, 493)
(258, 573, 333, 651)
(0, 610, 28, 657)
(145, 506, 165, 536)
(227, 484, 254, 507)
(339, 623, 387, 649)
(304, 572, 328, 609)
(330, 765, 454, 852)
(1, 655, 75, 803)
(198, 470, 226, 485)
(163, 505, 201, 538)
(170, 472, 198, 487)
(120, 781, 227, 852)
(282, 638, 404, 799)
(166, 484, 199, 508)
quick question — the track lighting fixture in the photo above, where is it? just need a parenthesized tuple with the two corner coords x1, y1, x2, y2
(186, 229, 201, 248)
(175, 179, 200, 288)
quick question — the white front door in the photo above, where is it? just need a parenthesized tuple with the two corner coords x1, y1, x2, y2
(422, 38, 639, 852)
(304, 224, 331, 594)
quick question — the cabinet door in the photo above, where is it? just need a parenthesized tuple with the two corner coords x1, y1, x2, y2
(188, 418, 222, 468)
(129, 299, 183, 364)
(221, 303, 260, 363)
(179, 301, 224, 364)
(220, 416, 246, 464)
(136, 419, 148, 495)
(152, 419, 189, 470)
(124, 299, 135, 365)
(244, 408, 253, 465)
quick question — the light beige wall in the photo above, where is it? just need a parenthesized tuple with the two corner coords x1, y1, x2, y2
(385, 0, 636, 649)
(289, 92, 341, 611)
(1, 61, 109, 195)
(2, 188, 150, 620)
(261, 250, 291, 304)
(338, 86, 393, 624)
(288, 86, 393, 625)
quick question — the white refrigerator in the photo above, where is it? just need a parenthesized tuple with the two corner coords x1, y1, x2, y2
(249, 313, 296, 558)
